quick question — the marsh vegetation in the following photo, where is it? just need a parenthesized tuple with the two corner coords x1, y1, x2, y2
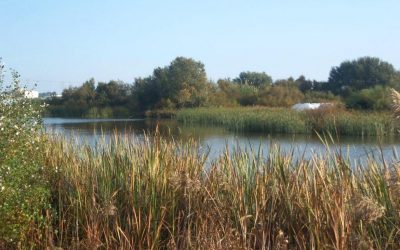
(2, 64, 400, 249)
(177, 107, 396, 137)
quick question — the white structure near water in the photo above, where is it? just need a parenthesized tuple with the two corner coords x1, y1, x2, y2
(292, 103, 333, 111)
(24, 90, 39, 99)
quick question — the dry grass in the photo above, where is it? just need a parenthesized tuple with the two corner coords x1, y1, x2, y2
(36, 133, 400, 249)
(391, 88, 400, 122)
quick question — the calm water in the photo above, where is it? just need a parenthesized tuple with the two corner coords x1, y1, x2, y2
(44, 118, 400, 165)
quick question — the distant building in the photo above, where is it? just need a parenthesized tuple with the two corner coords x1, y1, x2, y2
(39, 91, 57, 99)
(292, 103, 334, 111)
(24, 90, 39, 99)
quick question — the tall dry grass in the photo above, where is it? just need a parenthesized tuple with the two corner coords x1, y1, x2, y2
(391, 88, 400, 123)
(40, 133, 400, 249)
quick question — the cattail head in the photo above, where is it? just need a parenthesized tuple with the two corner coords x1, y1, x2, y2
(103, 204, 117, 216)
(352, 195, 385, 223)
(275, 229, 289, 250)
(350, 233, 374, 250)
(390, 88, 400, 121)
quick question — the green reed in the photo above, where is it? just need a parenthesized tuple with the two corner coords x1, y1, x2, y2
(177, 107, 396, 137)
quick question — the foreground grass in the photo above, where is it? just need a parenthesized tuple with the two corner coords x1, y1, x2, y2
(34, 134, 400, 249)
(177, 107, 396, 136)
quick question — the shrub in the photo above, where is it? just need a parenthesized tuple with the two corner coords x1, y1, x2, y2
(345, 85, 392, 110)
(257, 84, 304, 107)
(0, 67, 49, 248)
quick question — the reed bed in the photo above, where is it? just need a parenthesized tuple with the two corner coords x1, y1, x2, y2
(176, 107, 396, 136)
(39, 133, 400, 249)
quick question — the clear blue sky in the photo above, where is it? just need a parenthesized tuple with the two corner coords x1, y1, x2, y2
(1, 0, 399, 93)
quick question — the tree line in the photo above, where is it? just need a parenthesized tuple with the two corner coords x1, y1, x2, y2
(46, 56, 400, 117)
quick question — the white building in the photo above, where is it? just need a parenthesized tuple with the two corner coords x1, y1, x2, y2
(24, 90, 39, 99)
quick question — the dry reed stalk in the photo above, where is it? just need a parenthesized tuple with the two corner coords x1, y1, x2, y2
(37, 133, 400, 249)
(390, 88, 400, 120)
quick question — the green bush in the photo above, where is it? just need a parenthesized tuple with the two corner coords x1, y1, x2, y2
(345, 85, 392, 110)
(0, 68, 49, 247)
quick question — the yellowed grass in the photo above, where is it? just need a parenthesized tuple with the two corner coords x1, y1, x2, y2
(38, 134, 400, 249)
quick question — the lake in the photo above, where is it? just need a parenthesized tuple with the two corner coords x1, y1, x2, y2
(44, 118, 400, 166)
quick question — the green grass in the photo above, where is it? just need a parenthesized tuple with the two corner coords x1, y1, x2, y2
(30, 134, 400, 249)
(176, 107, 396, 136)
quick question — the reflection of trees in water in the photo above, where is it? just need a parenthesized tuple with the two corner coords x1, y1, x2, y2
(44, 118, 400, 166)
(143, 119, 231, 142)
(50, 119, 400, 147)
(49, 119, 236, 143)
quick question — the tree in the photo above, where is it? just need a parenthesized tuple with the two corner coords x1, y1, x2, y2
(95, 80, 131, 107)
(163, 57, 209, 107)
(134, 57, 210, 109)
(295, 75, 315, 92)
(257, 78, 304, 107)
(47, 78, 135, 117)
(133, 76, 162, 111)
(234, 71, 273, 88)
(59, 78, 96, 116)
(327, 57, 400, 94)
(217, 79, 258, 106)
(345, 85, 391, 110)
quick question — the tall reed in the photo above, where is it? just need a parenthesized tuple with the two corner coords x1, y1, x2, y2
(41, 133, 400, 249)
(177, 107, 395, 136)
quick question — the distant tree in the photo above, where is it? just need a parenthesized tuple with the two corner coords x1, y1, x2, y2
(312, 81, 329, 92)
(234, 71, 273, 88)
(80, 78, 96, 103)
(295, 75, 315, 92)
(46, 78, 135, 117)
(236, 84, 258, 106)
(48, 56, 400, 115)
(206, 81, 236, 107)
(95, 80, 131, 107)
(327, 57, 400, 94)
(345, 85, 391, 110)
(257, 78, 304, 107)
(274, 77, 296, 87)
(165, 57, 209, 107)
(58, 78, 96, 116)
(303, 91, 340, 103)
(133, 76, 162, 111)
(216, 79, 240, 106)
(217, 79, 258, 106)
(134, 57, 211, 109)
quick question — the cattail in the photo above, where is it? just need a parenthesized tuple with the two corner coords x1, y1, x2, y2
(274, 229, 288, 250)
(350, 233, 374, 250)
(103, 204, 117, 216)
(390, 88, 400, 121)
(352, 195, 385, 223)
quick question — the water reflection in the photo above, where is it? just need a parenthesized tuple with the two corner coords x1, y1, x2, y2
(44, 118, 400, 166)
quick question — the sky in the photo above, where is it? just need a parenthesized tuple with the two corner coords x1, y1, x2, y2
(0, 0, 399, 93)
